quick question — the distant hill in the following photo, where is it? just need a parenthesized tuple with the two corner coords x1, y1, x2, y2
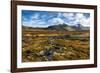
(22, 23, 89, 31)
(47, 23, 89, 31)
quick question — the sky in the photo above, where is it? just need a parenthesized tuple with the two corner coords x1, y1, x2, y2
(22, 10, 90, 27)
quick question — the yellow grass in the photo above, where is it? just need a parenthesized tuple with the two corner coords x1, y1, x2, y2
(22, 29, 90, 62)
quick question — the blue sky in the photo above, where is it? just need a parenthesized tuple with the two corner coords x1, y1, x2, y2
(22, 10, 90, 27)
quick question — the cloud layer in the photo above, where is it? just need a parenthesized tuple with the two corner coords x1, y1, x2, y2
(22, 10, 90, 27)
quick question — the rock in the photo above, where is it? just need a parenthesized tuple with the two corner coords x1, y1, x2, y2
(66, 51, 75, 56)
(39, 51, 44, 56)
(53, 52, 60, 55)
(61, 53, 65, 56)
(25, 50, 32, 56)
(54, 46, 60, 50)
(44, 49, 54, 56)
(53, 53, 65, 60)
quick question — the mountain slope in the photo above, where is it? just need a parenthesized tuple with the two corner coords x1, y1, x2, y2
(48, 24, 75, 31)
(47, 23, 89, 31)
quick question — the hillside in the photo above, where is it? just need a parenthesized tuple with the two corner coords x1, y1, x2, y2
(22, 23, 89, 31)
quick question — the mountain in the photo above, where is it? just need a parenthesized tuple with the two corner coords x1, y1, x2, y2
(22, 23, 89, 31)
(47, 23, 89, 31)
(48, 24, 75, 31)
(72, 24, 89, 31)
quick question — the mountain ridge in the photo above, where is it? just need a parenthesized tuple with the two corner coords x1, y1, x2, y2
(22, 23, 89, 31)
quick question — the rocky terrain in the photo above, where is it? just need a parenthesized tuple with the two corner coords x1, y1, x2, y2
(22, 24, 90, 62)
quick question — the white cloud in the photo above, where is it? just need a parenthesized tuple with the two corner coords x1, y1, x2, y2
(74, 13, 90, 27)
(41, 15, 47, 19)
(23, 21, 47, 27)
(31, 13, 39, 20)
(75, 13, 84, 19)
(23, 13, 48, 27)
(57, 13, 62, 18)
(80, 18, 90, 27)
(63, 13, 75, 20)
(23, 20, 33, 27)
(23, 18, 47, 27)
(22, 12, 90, 27)
(63, 13, 74, 17)
(48, 17, 64, 25)
(61, 13, 90, 27)
(22, 16, 29, 21)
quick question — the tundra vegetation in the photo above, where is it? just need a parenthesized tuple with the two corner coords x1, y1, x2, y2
(22, 25, 90, 62)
